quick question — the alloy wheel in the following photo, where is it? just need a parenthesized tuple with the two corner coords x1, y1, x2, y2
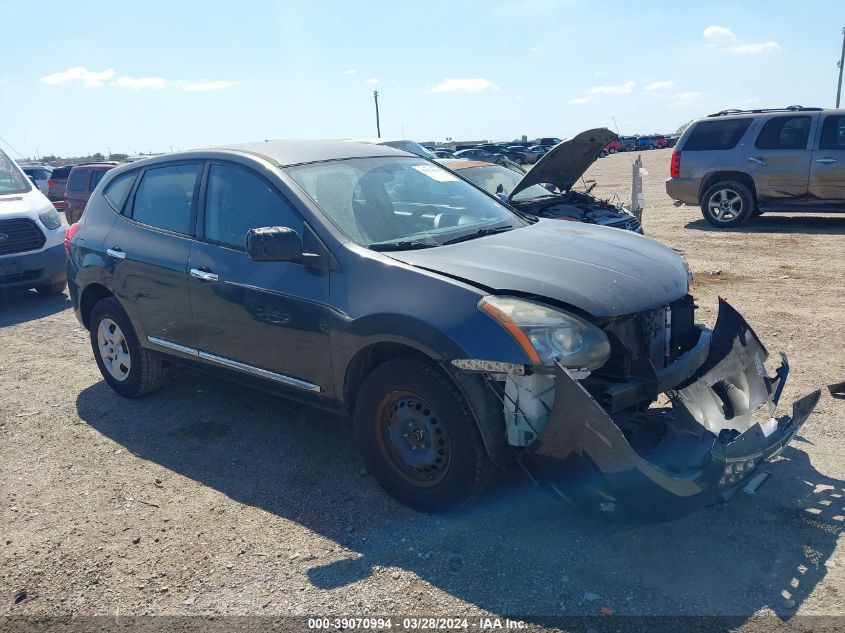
(707, 188, 744, 222)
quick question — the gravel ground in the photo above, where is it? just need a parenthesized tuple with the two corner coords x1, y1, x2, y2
(1, 149, 844, 630)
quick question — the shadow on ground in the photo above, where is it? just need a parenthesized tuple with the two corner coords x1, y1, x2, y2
(685, 214, 845, 235)
(0, 290, 71, 327)
(77, 370, 842, 621)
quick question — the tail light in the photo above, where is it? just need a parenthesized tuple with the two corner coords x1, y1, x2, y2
(670, 150, 681, 179)
(65, 222, 81, 254)
(48, 180, 56, 187)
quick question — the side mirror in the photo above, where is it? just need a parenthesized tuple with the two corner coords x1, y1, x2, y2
(246, 226, 303, 262)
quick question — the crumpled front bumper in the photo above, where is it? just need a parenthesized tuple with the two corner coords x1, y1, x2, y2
(517, 299, 822, 521)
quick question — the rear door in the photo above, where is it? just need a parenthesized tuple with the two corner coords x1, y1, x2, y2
(809, 113, 845, 203)
(188, 162, 333, 392)
(103, 162, 201, 350)
(65, 168, 90, 216)
(747, 114, 817, 205)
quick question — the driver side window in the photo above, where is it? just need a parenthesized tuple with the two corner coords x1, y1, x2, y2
(204, 164, 301, 249)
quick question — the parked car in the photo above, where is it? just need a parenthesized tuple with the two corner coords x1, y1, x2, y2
(439, 129, 642, 234)
(476, 144, 527, 164)
(665, 106, 843, 227)
(526, 144, 552, 159)
(431, 149, 456, 159)
(637, 136, 656, 150)
(64, 162, 122, 224)
(0, 148, 67, 296)
(67, 139, 819, 520)
(47, 165, 74, 211)
(653, 136, 668, 149)
(20, 164, 52, 196)
(665, 135, 680, 148)
(535, 137, 562, 146)
(452, 148, 508, 165)
(603, 139, 622, 154)
(618, 136, 638, 152)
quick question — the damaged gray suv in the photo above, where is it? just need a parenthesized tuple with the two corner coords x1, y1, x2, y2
(67, 139, 820, 521)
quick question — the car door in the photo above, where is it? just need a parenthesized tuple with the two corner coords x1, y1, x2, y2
(809, 113, 845, 203)
(188, 161, 333, 393)
(747, 114, 816, 205)
(103, 162, 201, 350)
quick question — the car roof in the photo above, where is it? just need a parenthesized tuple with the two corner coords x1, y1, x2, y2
(439, 159, 497, 169)
(219, 139, 410, 165)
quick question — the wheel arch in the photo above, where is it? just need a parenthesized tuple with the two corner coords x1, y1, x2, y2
(79, 283, 115, 330)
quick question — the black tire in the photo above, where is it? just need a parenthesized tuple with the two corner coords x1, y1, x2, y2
(700, 180, 755, 228)
(354, 358, 495, 512)
(89, 297, 167, 398)
(35, 279, 67, 295)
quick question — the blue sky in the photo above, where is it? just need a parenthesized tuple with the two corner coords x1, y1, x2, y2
(1, 0, 842, 157)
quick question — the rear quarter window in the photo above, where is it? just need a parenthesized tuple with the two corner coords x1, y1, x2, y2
(682, 118, 753, 151)
(68, 169, 89, 191)
(103, 171, 137, 211)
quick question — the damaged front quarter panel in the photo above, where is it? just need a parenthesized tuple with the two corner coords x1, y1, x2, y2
(515, 299, 822, 521)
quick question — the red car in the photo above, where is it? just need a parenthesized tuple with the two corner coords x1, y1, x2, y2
(653, 136, 668, 149)
(597, 139, 622, 157)
(63, 162, 121, 223)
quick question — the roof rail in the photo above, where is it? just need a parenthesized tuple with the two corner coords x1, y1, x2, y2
(707, 105, 822, 117)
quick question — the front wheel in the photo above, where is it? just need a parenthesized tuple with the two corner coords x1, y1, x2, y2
(700, 181, 755, 228)
(354, 358, 494, 512)
(89, 297, 167, 397)
(35, 279, 67, 295)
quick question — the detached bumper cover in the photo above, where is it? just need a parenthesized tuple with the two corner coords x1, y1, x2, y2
(518, 299, 821, 520)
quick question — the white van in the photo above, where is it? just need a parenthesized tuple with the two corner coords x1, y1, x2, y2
(0, 147, 67, 296)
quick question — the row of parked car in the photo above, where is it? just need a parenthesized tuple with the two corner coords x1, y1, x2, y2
(20, 161, 122, 224)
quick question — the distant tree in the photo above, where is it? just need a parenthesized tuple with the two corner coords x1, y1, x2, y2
(676, 120, 693, 135)
(109, 153, 129, 161)
(92, 152, 105, 162)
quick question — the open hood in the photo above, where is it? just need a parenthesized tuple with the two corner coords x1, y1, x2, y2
(510, 128, 617, 199)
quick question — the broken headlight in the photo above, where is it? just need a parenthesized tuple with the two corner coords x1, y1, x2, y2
(479, 296, 611, 370)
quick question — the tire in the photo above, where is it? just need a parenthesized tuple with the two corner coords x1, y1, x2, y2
(598, 150, 608, 158)
(89, 297, 167, 398)
(700, 180, 755, 228)
(354, 358, 495, 512)
(608, 148, 616, 154)
(35, 279, 67, 296)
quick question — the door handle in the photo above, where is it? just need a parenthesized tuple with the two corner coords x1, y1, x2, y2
(106, 248, 126, 260)
(815, 157, 839, 164)
(747, 156, 767, 166)
(190, 268, 219, 282)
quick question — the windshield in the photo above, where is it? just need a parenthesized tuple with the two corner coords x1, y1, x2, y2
(459, 164, 553, 202)
(0, 148, 32, 195)
(286, 157, 525, 249)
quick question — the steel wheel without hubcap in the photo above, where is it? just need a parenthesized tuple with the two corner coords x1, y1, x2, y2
(378, 392, 451, 486)
(707, 188, 744, 223)
(97, 318, 131, 382)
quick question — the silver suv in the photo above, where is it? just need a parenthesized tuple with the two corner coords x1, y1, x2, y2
(666, 106, 845, 227)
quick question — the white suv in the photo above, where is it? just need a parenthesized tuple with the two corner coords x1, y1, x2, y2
(0, 147, 67, 296)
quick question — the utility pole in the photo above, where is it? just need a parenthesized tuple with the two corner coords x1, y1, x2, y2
(838, 26, 845, 108)
(373, 90, 381, 138)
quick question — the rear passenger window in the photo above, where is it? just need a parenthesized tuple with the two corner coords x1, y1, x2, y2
(68, 169, 88, 191)
(683, 118, 752, 151)
(131, 164, 200, 234)
(204, 164, 301, 248)
(820, 115, 845, 150)
(103, 172, 136, 211)
(755, 116, 811, 150)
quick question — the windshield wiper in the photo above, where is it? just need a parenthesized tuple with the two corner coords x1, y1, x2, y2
(369, 240, 438, 252)
(441, 225, 515, 246)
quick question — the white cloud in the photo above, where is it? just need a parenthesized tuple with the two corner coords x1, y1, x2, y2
(529, 46, 540, 52)
(113, 75, 167, 90)
(703, 25, 738, 46)
(345, 69, 357, 75)
(568, 80, 636, 104)
(704, 25, 780, 55)
(670, 91, 703, 107)
(645, 80, 674, 93)
(40, 66, 116, 87)
(180, 80, 238, 91)
(365, 77, 379, 85)
(429, 77, 498, 93)
(593, 71, 607, 77)
(728, 41, 781, 55)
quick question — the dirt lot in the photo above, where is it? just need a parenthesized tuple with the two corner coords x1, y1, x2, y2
(2, 149, 844, 629)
